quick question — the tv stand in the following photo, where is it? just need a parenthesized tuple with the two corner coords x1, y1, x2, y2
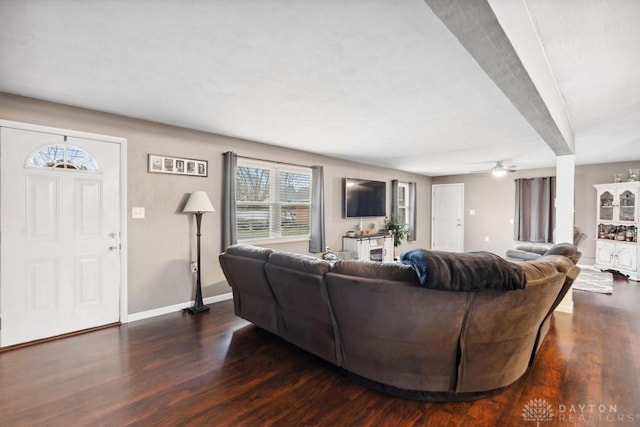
(342, 234, 394, 262)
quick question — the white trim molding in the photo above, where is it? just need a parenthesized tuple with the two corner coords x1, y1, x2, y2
(554, 154, 576, 314)
(0, 119, 129, 335)
(127, 293, 233, 323)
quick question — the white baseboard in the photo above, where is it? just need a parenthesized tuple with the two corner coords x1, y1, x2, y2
(126, 292, 233, 323)
(554, 264, 596, 314)
(555, 291, 574, 314)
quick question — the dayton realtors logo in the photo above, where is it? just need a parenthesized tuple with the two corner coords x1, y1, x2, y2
(523, 399, 639, 424)
(522, 399, 554, 426)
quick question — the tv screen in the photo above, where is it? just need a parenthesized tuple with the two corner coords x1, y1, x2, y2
(343, 178, 386, 218)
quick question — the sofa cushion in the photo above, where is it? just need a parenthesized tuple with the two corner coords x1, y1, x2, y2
(537, 254, 577, 276)
(224, 244, 273, 260)
(400, 249, 526, 291)
(268, 251, 331, 275)
(505, 249, 542, 261)
(330, 260, 419, 283)
(456, 269, 565, 392)
(520, 260, 561, 281)
(325, 271, 469, 392)
(513, 243, 551, 255)
(219, 244, 277, 334)
(265, 252, 336, 364)
(542, 243, 580, 264)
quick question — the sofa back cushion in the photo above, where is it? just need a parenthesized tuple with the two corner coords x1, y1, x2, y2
(224, 243, 274, 260)
(400, 249, 526, 291)
(535, 254, 581, 325)
(264, 252, 338, 364)
(268, 251, 330, 275)
(326, 269, 469, 392)
(219, 244, 277, 333)
(456, 262, 564, 393)
(330, 259, 420, 283)
(513, 243, 551, 255)
(543, 243, 580, 264)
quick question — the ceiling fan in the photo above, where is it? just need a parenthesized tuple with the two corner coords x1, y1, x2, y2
(471, 161, 517, 176)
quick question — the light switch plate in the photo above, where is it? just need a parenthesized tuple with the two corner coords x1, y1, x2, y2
(132, 207, 145, 219)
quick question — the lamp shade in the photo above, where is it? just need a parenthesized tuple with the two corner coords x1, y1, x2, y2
(183, 191, 215, 213)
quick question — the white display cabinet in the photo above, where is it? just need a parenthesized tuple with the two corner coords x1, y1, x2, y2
(594, 182, 640, 280)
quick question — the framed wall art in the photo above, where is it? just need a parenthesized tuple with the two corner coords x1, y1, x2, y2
(148, 154, 208, 177)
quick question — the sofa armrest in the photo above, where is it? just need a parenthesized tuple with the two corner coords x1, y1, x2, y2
(505, 249, 542, 261)
(513, 242, 552, 255)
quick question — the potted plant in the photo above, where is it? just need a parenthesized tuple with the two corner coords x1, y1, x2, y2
(383, 216, 409, 248)
(366, 222, 376, 235)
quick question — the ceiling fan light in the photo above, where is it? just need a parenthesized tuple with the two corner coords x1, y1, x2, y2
(492, 168, 507, 177)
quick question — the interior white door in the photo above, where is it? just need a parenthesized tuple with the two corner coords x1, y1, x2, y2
(1, 127, 121, 347)
(431, 183, 464, 252)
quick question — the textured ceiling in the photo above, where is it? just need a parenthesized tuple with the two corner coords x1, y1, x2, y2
(0, 0, 638, 176)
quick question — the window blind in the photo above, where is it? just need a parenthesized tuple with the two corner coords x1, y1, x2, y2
(236, 159, 311, 241)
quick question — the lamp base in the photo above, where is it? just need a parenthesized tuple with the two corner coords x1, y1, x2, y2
(184, 305, 210, 315)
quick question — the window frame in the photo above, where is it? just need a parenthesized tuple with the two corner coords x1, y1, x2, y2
(25, 143, 100, 173)
(235, 158, 312, 244)
(397, 181, 410, 229)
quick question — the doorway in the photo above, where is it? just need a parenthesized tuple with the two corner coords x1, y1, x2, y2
(0, 121, 127, 347)
(431, 183, 464, 252)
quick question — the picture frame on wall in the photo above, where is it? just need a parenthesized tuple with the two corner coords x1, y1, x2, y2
(148, 154, 208, 177)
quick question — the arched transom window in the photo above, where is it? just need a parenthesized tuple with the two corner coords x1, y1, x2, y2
(26, 144, 100, 172)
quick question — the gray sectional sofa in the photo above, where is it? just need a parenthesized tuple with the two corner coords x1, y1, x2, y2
(219, 243, 580, 401)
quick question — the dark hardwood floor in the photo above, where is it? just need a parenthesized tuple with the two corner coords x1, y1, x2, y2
(1, 277, 639, 426)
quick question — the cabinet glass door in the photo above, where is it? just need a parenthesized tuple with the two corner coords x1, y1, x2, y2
(599, 191, 614, 221)
(618, 190, 636, 222)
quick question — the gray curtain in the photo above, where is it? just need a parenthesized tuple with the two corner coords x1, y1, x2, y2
(514, 176, 556, 243)
(391, 180, 399, 219)
(407, 182, 416, 241)
(221, 151, 237, 251)
(309, 166, 325, 253)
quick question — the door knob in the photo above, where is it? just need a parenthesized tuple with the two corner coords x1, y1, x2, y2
(109, 245, 119, 251)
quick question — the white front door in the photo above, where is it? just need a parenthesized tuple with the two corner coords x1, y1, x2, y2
(1, 126, 122, 347)
(432, 183, 464, 252)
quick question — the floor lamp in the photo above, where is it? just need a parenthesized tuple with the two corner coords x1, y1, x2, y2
(183, 191, 215, 314)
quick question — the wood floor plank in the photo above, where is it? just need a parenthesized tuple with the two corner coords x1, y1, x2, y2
(1, 277, 639, 426)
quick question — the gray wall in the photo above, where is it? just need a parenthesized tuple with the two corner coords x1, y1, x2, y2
(432, 168, 555, 254)
(0, 93, 431, 314)
(433, 161, 640, 265)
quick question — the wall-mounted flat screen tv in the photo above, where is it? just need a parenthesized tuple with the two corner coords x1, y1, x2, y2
(343, 178, 386, 218)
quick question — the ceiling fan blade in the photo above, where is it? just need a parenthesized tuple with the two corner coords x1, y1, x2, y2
(468, 161, 518, 174)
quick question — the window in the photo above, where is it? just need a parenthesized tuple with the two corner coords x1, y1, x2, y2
(397, 182, 410, 228)
(392, 180, 416, 242)
(235, 159, 311, 242)
(26, 144, 99, 172)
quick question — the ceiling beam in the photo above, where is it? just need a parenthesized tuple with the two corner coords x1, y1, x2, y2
(424, 0, 575, 155)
